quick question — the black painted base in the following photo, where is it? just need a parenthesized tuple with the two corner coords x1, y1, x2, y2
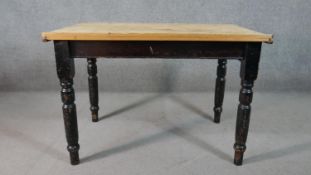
(52, 40, 264, 166)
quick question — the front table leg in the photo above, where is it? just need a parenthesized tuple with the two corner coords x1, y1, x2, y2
(234, 43, 262, 165)
(54, 41, 80, 165)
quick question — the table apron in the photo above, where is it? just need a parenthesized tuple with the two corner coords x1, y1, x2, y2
(67, 41, 247, 59)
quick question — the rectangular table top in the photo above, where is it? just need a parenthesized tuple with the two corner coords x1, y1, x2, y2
(42, 23, 273, 43)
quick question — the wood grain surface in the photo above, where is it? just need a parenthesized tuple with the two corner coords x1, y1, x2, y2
(42, 23, 273, 43)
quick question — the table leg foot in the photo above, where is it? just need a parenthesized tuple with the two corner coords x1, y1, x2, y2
(68, 145, 80, 165)
(91, 109, 99, 122)
(233, 144, 246, 166)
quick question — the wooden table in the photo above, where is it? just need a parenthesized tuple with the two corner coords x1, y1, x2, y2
(42, 23, 273, 166)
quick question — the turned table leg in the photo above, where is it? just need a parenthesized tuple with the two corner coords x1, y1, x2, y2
(54, 41, 80, 165)
(213, 59, 227, 123)
(234, 43, 262, 165)
(87, 58, 99, 122)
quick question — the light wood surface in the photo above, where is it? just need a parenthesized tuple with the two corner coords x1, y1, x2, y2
(42, 23, 273, 43)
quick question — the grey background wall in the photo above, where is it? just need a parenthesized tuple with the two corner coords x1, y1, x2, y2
(0, 0, 310, 92)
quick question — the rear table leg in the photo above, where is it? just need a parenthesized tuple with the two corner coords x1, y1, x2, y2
(213, 59, 227, 123)
(87, 58, 99, 122)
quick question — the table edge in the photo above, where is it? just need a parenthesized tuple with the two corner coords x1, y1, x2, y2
(41, 32, 273, 44)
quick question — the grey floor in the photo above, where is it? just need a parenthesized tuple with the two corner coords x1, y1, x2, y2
(0, 91, 310, 175)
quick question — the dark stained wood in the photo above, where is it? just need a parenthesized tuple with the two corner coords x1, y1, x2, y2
(69, 41, 245, 59)
(54, 41, 80, 165)
(87, 58, 99, 122)
(234, 43, 262, 166)
(213, 59, 227, 123)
